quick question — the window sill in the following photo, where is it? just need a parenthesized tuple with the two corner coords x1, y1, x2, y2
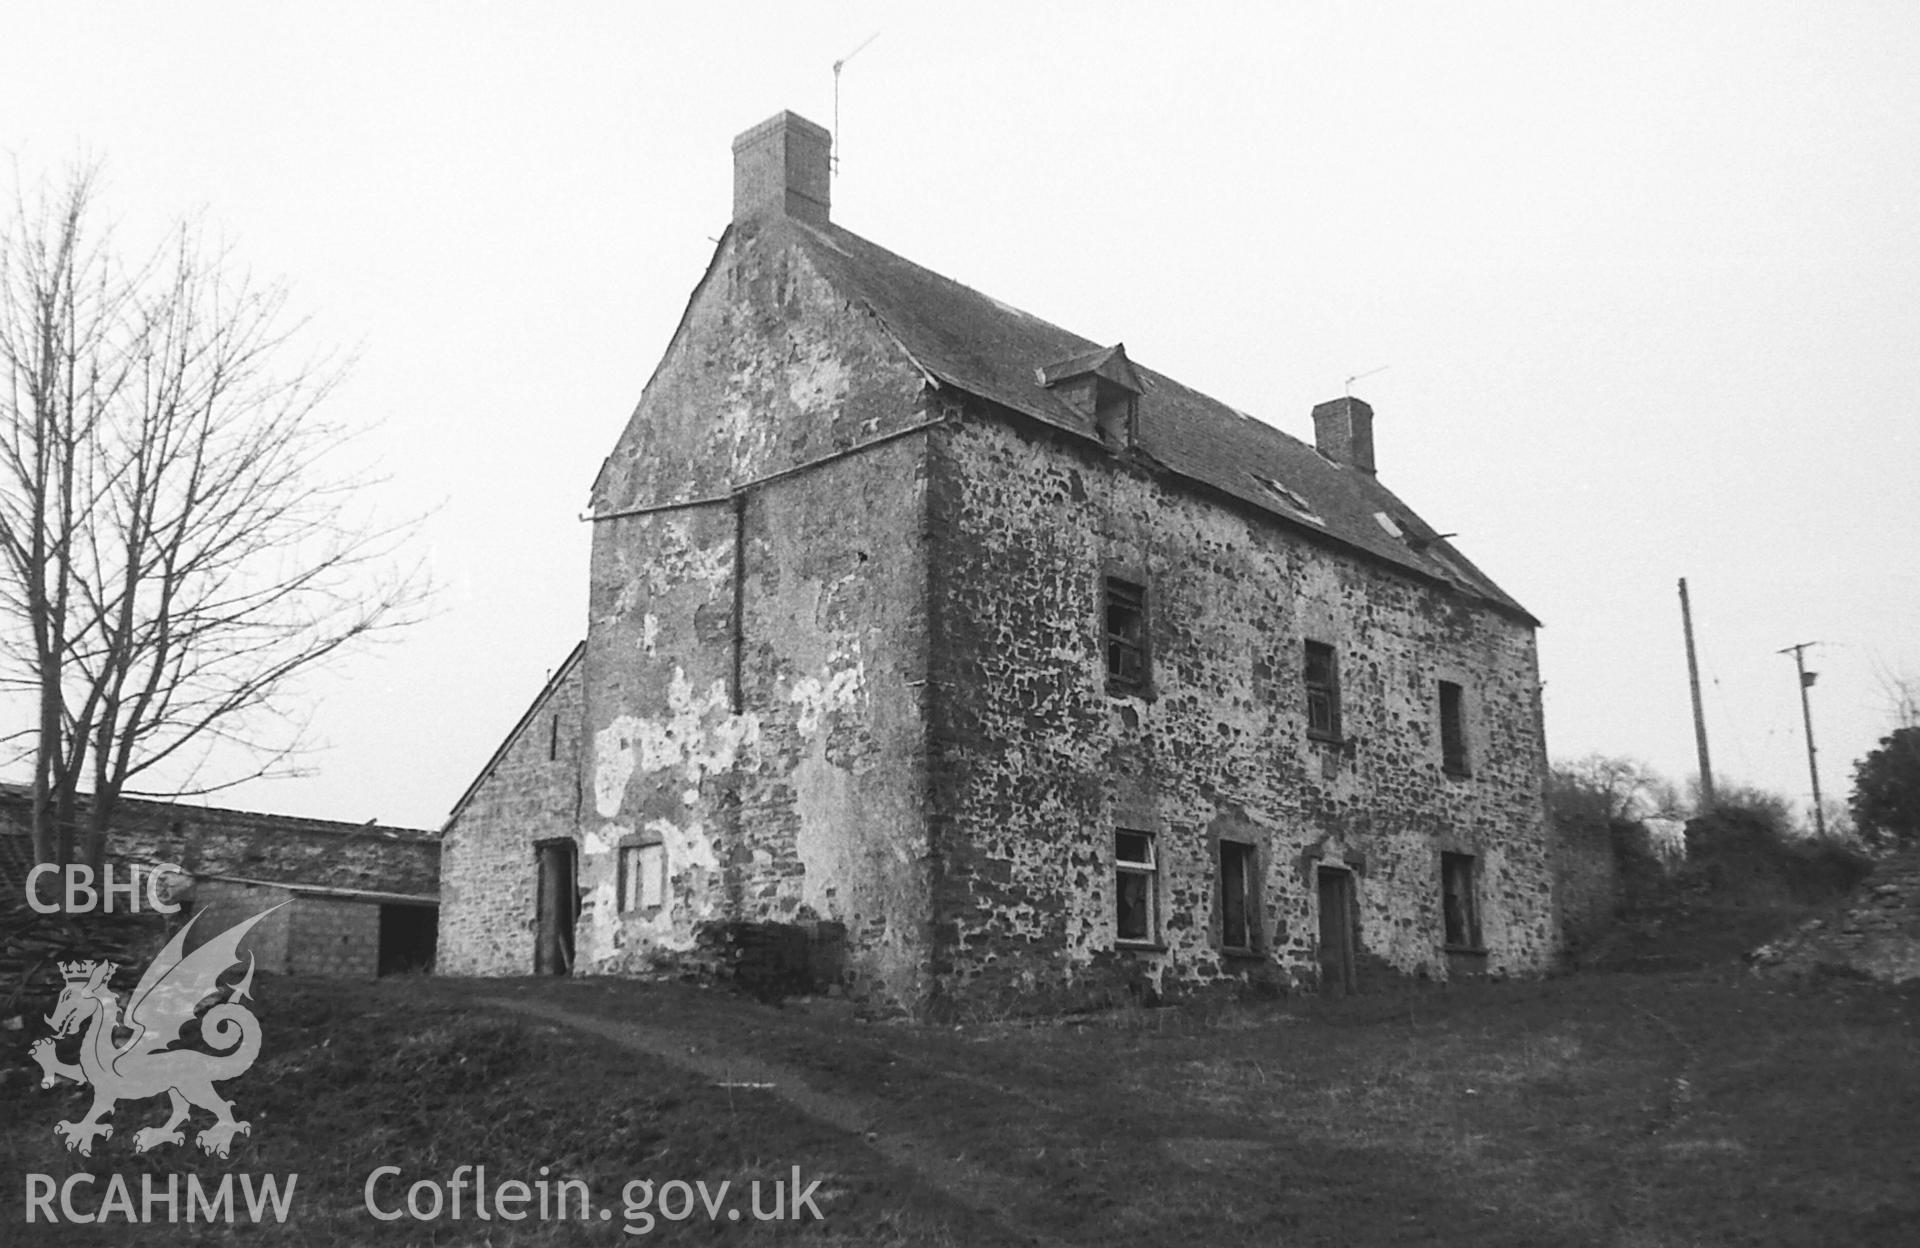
(1308, 732, 1357, 756)
(1115, 939, 1168, 954)
(1443, 943, 1487, 957)
(1442, 766, 1473, 780)
(1219, 945, 1264, 960)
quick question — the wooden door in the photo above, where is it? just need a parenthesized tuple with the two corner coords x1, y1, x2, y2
(534, 840, 578, 975)
(1317, 866, 1356, 996)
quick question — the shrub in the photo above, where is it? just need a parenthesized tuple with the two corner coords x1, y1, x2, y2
(1850, 726, 1920, 850)
(1681, 806, 1872, 904)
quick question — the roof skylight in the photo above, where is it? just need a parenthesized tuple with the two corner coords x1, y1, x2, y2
(1251, 473, 1324, 525)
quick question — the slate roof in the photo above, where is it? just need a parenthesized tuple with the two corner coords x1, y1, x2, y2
(789, 219, 1535, 624)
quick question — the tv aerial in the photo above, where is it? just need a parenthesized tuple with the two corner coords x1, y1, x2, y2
(832, 30, 882, 175)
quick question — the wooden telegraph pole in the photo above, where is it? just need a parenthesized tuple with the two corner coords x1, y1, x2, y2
(1778, 641, 1826, 838)
(1678, 579, 1716, 811)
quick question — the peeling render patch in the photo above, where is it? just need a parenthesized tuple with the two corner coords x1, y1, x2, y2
(786, 348, 851, 412)
(589, 880, 618, 943)
(594, 666, 762, 819)
(789, 658, 865, 736)
(648, 816, 720, 874)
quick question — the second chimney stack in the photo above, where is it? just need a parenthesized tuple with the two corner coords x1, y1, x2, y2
(1311, 396, 1377, 474)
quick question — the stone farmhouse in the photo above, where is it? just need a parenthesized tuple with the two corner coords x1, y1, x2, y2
(437, 111, 1554, 1011)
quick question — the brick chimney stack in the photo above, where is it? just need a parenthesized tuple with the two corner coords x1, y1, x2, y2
(1311, 396, 1376, 474)
(732, 111, 831, 227)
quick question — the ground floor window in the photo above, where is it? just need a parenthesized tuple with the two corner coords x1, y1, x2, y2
(1219, 840, 1258, 950)
(619, 841, 666, 911)
(1115, 830, 1158, 944)
(1441, 851, 1480, 948)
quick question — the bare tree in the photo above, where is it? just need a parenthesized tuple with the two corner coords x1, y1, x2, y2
(1551, 753, 1680, 825)
(1876, 663, 1920, 731)
(0, 165, 425, 868)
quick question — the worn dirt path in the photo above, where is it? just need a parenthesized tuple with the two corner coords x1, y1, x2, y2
(480, 996, 1070, 1246)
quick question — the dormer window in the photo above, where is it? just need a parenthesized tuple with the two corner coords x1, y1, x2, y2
(1040, 344, 1144, 450)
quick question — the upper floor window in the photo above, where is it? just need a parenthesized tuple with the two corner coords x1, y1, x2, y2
(1105, 577, 1148, 692)
(1304, 640, 1341, 740)
(1439, 680, 1469, 775)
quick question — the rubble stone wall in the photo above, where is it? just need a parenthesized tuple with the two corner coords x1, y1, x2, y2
(924, 406, 1554, 1008)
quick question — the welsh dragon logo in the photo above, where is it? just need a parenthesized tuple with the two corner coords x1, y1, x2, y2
(29, 905, 281, 1159)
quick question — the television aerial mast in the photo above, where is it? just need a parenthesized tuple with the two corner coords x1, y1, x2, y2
(832, 31, 882, 176)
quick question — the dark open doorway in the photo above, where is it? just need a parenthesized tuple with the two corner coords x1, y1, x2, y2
(1316, 866, 1357, 996)
(535, 839, 578, 975)
(377, 903, 438, 975)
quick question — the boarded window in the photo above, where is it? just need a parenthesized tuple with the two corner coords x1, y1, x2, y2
(1439, 681, 1468, 775)
(1105, 577, 1148, 690)
(1115, 830, 1158, 943)
(1219, 840, 1257, 950)
(620, 843, 666, 911)
(1304, 640, 1341, 739)
(1441, 852, 1480, 948)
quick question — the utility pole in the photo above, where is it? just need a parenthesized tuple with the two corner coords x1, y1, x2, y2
(1678, 578, 1715, 811)
(1779, 641, 1826, 837)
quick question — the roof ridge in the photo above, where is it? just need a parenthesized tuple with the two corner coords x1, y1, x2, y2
(777, 217, 1534, 624)
(803, 219, 1098, 347)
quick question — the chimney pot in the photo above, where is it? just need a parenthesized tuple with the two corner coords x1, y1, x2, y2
(1311, 396, 1376, 474)
(731, 111, 831, 226)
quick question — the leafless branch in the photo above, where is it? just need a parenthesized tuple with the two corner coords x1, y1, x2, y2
(0, 163, 431, 865)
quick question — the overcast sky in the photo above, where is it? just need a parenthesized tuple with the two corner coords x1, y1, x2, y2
(2, 2, 1915, 831)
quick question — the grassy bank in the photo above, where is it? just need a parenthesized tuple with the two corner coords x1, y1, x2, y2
(4, 966, 1917, 1245)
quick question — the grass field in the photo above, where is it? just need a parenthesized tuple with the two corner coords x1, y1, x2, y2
(4, 960, 1917, 1246)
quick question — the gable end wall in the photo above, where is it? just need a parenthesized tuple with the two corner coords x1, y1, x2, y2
(437, 660, 586, 975)
(579, 221, 936, 1005)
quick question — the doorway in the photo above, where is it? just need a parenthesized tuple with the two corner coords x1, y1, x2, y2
(1316, 866, 1357, 996)
(534, 840, 578, 975)
(377, 903, 438, 975)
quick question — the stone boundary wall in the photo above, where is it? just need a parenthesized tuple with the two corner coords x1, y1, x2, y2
(0, 786, 438, 896)
(1752, 847, 1920, 983)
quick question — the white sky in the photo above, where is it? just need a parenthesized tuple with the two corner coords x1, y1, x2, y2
(2, 2, 1915, 831)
